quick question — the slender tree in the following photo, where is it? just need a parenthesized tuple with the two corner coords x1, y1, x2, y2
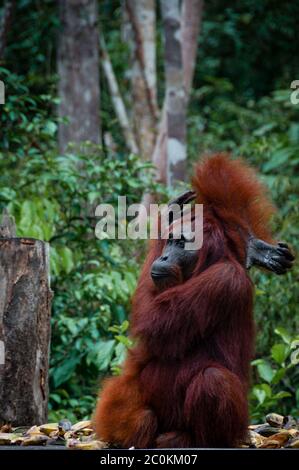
(101, 0, 203, 191)
(126, 0, 158, 161)
(139, 0, 204, 219)
(182, 0, 204, 98)
(100, 34, 138, 154)
(57, 0, 101, 152)
(161, 0, 186, 187)
(154, 0, 204, 186)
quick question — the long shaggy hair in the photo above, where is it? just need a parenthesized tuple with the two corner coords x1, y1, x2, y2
(192, 153, 275, 241)
(94, 154, 275, 448)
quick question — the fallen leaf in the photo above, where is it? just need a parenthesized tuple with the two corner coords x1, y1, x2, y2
(66, 438, 107, 450)
(71, 420, 92, 432)
(39, 423, 59, 436)
(21, 435, 49, 446)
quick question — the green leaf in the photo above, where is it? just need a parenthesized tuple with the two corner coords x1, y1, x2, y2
(253, 388, 266, 405)
(272, 391, 292, 399)
(19, 200, 34, 227)
(50, 247, 60, 276)
(288, 123, 299, 144)
(53, 354, 81, 387)
(253, 122, 276, 137)
(256, 362, 275, 383)
(251, 359, 264, 366)
(44, 121, 57, 136)
(252, 384, 272, 404)
(115, 335, 132, 347)
(57, 246, 74, 274)
(120, 320, 130, 333)
(255, 288, 265, 296)
(94, 339, 116, 372)
(271, 368, 286, 385)
(263, 148, 293, 172)
(252, 383, 272, 405)
(271, 343, 289, 365)
(274, 327, 292, 345)
(259, 384, 272, 397)
(111, 342, 127, 371)
(50, 393, 62, 404)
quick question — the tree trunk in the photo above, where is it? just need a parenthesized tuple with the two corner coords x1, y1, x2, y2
(137, 0, 203, 219)
(100, 34, 138, 154)
(126, 0, 158, 161)
(161, 0, 186, 187)
(182, 0, 204, 97)
(57, 0, 101, 153)
(0, 238, 52, 426)
(0, 0, 16, 60)
(152, 103, 167, 184)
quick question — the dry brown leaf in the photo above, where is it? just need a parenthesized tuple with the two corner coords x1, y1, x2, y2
(249, 431, 267, 448)
(26, 425, 42, 436)
(79, 428, 94, 436)
(11, 436, 25, 445)
(71, 420, 92, 432)
(286, 438, 299, 448)
(260, 439, 281, 449)
(0, 433, 19, 445)
(287, 429, 299, 438)
(39, 423, 59, 436)
(21, 435, 49, 446)
(64, 430, 74, 440)
(0, 424, 12, 433)
(260, 430, 291, 448)
(66, 438, 107, 450)
(81, 433, 98, 442)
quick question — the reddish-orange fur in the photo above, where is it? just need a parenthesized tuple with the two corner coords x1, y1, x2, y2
(94, 154, 275, 448)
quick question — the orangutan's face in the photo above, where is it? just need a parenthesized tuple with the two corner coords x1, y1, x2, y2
(151, 232, 198, 290)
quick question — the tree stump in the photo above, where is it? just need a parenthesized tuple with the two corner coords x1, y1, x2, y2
(0, 236, 52, 426)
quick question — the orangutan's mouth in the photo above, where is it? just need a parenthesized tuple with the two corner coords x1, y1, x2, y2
(151, 273, 181, 291)
(151, 271, 169, 279)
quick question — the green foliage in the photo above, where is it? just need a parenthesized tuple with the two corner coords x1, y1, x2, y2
(0, 66, 57, 155)
(3, 0, 58, 87)
(108, 320, 133, 375)
(198, 1, 299, 98)
(251, 329, 299, 421)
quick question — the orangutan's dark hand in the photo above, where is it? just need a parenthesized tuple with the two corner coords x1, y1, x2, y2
(246, 238, 295, 275)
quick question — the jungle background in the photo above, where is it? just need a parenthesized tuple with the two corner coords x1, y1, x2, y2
(0, 0, 298, 424)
